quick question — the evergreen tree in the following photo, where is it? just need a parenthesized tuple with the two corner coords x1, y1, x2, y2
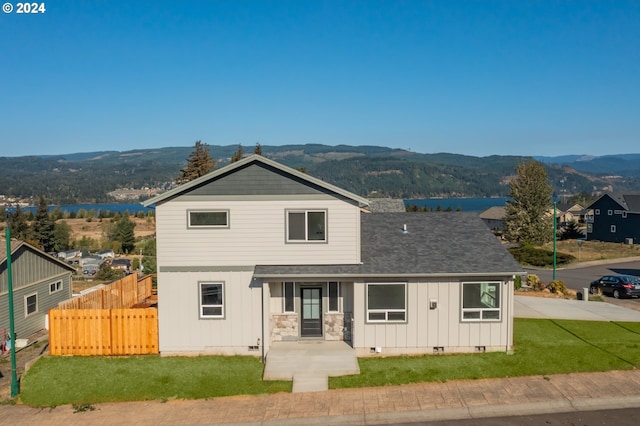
(9, 205, 31, 241)
(32, 195, 56, 252)
(176, 140, 216, 184)
(560, 219, 585, 240)
(231, 144, 244, 163)
(254, 142, 263, 155)
(116, 214, 136, 254)
(95, 262, 125, 281)
(504, 160, 553, 245)
(52, 221, 72, 252)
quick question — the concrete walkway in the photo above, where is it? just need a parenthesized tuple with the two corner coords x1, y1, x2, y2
(514, 294, 640, 321)
(264, 341, 359, 392)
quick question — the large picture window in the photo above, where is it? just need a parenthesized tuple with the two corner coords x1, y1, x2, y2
(188, 210, 229, 228)
(366, 283, 406, 322)
(25, 293, 38, 317)
(287, 210, 326, 242)
(200, 282, 224, 318)
(461, 282, 501, 322)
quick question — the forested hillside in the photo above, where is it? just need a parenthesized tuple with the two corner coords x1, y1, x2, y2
(1, 145, 639, 204)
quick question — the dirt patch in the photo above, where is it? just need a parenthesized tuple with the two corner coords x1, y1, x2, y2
(61, 217, 155, 241)
(0, 329, 49, 402)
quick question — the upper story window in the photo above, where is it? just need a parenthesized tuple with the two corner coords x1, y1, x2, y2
(595, 209, 600, 215)
(188, 210, 229, 228)
(49, 280, 63, 294)
(622, 211, 627, 218)
(608, 210, 613, 216)
(286, 210, 326, 242)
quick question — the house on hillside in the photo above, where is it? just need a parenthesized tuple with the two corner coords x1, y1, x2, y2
(1, 240, 75, 340)
(556, 203, 585, 225)
(143, 155, 524, 359)
(585, 193, 640, 244)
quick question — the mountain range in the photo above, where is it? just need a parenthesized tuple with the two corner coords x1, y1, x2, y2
(1, 145, 639, 204)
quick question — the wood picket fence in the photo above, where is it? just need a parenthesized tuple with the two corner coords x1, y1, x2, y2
(48, 274, 159, 355)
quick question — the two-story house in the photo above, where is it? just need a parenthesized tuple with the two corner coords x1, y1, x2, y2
(143, 155, 524, 359)
(585, 193, 640, 244)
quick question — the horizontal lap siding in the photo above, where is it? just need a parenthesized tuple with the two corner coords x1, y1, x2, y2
(156, 199, 360, 266)
(354, 280, 512, 352)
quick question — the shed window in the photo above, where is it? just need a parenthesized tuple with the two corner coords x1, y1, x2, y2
(199, 282, 224, 318)
(286, 210, 326, 242)
(188, 210, 229, 228)
(461, 282, 501, 322)
(366, 283, 406, 322)
(25, 293, 38, 317)
(49, 280, 63, 294)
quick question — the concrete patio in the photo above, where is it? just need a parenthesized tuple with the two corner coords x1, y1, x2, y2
(263, 340, 360, 392)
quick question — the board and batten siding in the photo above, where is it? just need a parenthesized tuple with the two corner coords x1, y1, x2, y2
(352, 279, 514, 356)
(1, 246, 72, 292)
(155, 199, 361, 266)
(157, 270, 263, 355)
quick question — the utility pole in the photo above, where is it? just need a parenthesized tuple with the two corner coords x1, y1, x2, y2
(5, 213, 20, 397)
(553, 201, 557, 281)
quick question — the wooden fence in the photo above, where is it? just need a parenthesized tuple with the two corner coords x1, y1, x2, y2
(49, 274, 159, 355)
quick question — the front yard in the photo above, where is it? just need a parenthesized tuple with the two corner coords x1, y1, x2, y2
(18, 318, 640, 407)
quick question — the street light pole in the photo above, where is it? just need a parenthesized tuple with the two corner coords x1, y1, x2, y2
(553, 201, 557, 281)
(5, 213, 20, 397)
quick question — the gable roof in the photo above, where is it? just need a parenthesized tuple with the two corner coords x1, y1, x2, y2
(366, 198, 406, 213)
(587, 192, 640, 213)
(1, 239, 76, 272)
(254, 212, 524, 279)
(143, 154, 369, 208)
(479, 206, 506, 220)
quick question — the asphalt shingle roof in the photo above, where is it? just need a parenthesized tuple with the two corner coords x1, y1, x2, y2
(254, 212, 524, 278)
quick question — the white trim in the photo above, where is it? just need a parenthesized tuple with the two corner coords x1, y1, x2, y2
(24, 292, 38, 317)
(328, 281, 340, 313)
(611, 225, 617, 233)
(365, 282, 407, 323)
(285, 209, 327, 243)
(460, 281, 501, 322)
(622, 211, 627, 218)
(49, 280, 63, 294)
(199, 282, 225, 319)
(283, 281, 295, 313)
(608, 210, 613, 216)
(187, 209, 230, 229)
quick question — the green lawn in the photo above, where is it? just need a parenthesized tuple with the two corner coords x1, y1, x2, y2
(19, 318, 640, 407)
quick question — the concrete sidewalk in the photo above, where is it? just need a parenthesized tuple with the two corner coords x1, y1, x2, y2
(514, 295, 640, 321)
(2, 369, 640, 425)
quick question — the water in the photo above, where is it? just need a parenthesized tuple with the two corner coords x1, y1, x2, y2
(7, 203, 152, 215)
(404, 197, 509, 212)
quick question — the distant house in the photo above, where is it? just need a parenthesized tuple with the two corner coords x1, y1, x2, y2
(95, 250, 115, 260)
(57, 249, 81, 260)
(1, 239, 75, 340)
(111, 258, 131, 272)
(143, 155, 524, 359)
(585, 193, 640, 244)
(556, 203, 585, 225)
(479, 206, 506, 231)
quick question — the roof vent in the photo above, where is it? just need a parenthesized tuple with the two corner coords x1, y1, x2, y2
(402, 224, 408, 234)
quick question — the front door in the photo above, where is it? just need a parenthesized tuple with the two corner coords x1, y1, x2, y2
(301, 287, 322, 337)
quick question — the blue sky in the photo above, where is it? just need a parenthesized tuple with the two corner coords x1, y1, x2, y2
(1, 1, 639, 158)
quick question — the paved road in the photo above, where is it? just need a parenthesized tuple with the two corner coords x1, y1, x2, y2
(525, 259, 640, 311)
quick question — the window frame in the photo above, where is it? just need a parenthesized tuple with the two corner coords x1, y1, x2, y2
(611, 225, 617, 233)
(461, 281, 502, 322)
(25, 292, 38, 317)
(608, 210, 613, 216)
(586, 223, 593, 233)
(328, 281, 340, 313)
(49, 280, 63, 294)
(283, 281, 295, 313)
(622, 211, 627, 218)
(285, 209, 327, 243)
(366, 282, 407, 323)
(595, 209, 600, 215)
(187, 210, 230, 229)
(199, 282, 225, 319)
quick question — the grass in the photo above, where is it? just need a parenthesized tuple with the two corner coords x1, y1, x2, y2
(330, 318, 640, 388)
(20, 355, 290, 407)
(541, 239, 640, 262)
(19, 318, 640, 407)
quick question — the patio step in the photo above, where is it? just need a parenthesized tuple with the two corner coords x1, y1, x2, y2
(292, 372, 328, 393)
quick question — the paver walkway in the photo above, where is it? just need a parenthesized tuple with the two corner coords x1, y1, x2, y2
(2, 369, 640, 425)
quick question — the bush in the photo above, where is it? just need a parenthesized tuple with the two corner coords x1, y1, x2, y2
(514, 275, 522, 291)
(527, 274, 546, 291)
(509, 246, 575, 267)
(548, 280, 568, 295)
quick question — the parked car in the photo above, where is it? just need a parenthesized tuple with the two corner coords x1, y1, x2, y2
(589, 275, 640, 299)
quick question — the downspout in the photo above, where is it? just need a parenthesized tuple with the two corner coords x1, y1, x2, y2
(261, 281, 265, 363)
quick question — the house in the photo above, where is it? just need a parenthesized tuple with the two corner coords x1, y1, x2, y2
(556, 203, 585, 225)
(57, 249, 81, 260)
(585, 193, 640, 244)
(479, 206, 506, 231)
(95, 250, 115, 260)
(111, 258, 131, 272)
(143, 155, 524, 359)
(1, 239, 75, 340)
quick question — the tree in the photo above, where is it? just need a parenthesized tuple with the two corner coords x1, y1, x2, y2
(9, 205, 31, 241)
(52, 220, 72, 252)
(560, 220, 585, 240)
(32, 195, 56, 252)
(504, 160, 553, 245)
(254, 143, 263, 155)
(176, 140, 216, 184)
(231, 144, 244, 163)
(115, 214, 136, 254)
(95, 262, 124, 281)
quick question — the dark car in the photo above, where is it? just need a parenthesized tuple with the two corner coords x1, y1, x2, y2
(590, 274, 640, 299)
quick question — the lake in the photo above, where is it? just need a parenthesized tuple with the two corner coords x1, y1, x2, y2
(8, 203, 152, 215)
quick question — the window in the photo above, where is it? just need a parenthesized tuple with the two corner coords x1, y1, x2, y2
(595, 209, 600, 215)
(199, 282, 224, 318)
(188, 210, 229, 228)
(25, 293, 38, 317)
(608, 210, 613, 216)
(286, 210, 326, 242)
(49, 280, 62, 294)
(611, 225, 616, 233)
(461, 282, 501, 322)
(283, 282, 295, 313)
(328, 281, 339, 312)
(622, 211, 627, 218)
(587, 223, 593, 233)
(366, 283, 406, 322)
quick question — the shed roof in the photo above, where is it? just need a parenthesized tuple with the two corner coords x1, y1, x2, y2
(1, 238, 76, 272)
(254, 212, 524, 279)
